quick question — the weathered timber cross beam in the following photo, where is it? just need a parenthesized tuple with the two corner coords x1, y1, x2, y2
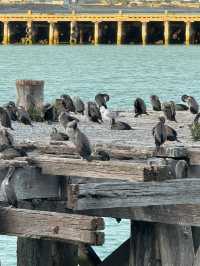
(80, 204, 200, 227)
(27, 155, 177, 182)
(28, 155, 148, 181)
(16, 142, 189, 160)
(67, 178, 200, 210)
(0, 207, 104, 245)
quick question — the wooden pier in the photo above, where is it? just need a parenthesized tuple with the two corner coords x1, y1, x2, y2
(1, 3, 200, 45)
(2, 140, 200, 265)
(1, 80, 200, 265)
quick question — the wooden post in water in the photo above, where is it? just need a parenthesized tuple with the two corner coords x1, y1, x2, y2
(16, 80, 44, 111)
(17, 238, 78, 266)
(16, 80, 44, 120)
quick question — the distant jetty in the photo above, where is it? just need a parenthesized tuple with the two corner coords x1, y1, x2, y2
(0, 2, 200, 45)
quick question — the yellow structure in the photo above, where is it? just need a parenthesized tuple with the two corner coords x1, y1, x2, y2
(1, 8, 200, 45)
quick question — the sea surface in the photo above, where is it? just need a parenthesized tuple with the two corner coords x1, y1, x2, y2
(0, 45, 200, 265)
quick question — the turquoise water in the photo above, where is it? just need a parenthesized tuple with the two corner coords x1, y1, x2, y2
(0, 45, 200, 108)
(0, 45, 200, 265)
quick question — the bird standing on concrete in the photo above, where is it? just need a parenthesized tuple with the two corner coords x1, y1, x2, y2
(0, 127, 13, 149)
(134, 98, 148, 117)
(73, 96, 85, 115)
(162, 101, 177, 122)
(42, 103, 55, 123)
(66, 120, 92, 161)
(111, 118, 132, 130)
(61, 94, 75, 112)
(4, 102, 18, 121)
(17, 106, 33, 126)
(152, 116, 167, 151)
(165, 124, 180, 142)
(59, 111, 79, 131)
(1, 166, 18, 207)
(86, 102, 103, 124)
(95, 93, 110, 109)
(150, 95, 161, 111)
(182, 95, 199, 114)
(187, 96, 199, 114)
(0, 107, 14, 130)
(100, 106, 118, 123)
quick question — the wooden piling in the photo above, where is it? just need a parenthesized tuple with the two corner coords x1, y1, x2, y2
(17, 238, 78, 266)
(16, 80, 44, 119)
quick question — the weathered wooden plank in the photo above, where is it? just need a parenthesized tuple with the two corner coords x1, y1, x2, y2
(129, 221, 161, 266)
(0, 207, 104, 245)
(0, 158, 28, 168)
(28, 155, 148, 181)
(80, 204, 200, 226)
(16, 142, 188, 160)
(67, 178, 200, 210)
(158, 224, 194, 266)
(16, 142, 155, 160)
(17, 238, 78, 266)
(0, 166, 61, 201)
(99, 238, 130, 266)
(189, 148, 200, 165)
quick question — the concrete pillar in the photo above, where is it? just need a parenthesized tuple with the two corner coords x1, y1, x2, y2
(70, 21, 78, 45)
(142, 22, 147, 46)
(94, 22, 99, 45)
(185, 21, 191, 46)
(49, 22, 55, 45)
(164, 21, 169, 45)
(3, 21, 10, 45)
(117, 21, 123, 45)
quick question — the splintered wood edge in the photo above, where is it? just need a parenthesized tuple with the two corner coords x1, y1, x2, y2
(91, 217, 105, 231)
(67, 184, 79, 210)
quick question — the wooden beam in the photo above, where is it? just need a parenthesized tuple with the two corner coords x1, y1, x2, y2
(16, 142, 155, 160)
(16, 142, 188, 160)
(79, 204, 200, 227)
(18, 200, 200, 228)
(67, 178, 200, 210)
(188, 148, 200, 165)
(0, 207, 104, 245)
(28, 155, 148, 181)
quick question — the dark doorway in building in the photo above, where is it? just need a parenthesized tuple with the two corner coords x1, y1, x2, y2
(122, 22, 142, 44)
(77, 22, 94, 44)
(191, 22, 200, 44)
(32, 22, 49, 44)
(99, 22, 117, 44)
(9, 22, 27, 44)
(147, 22, 164, 44)
(57, 22, 70, 44)
(169, 22, 185, 44)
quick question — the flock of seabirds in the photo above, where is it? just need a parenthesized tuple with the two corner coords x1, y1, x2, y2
(0, 92, 199, 208)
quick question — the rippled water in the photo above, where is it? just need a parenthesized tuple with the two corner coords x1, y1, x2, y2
(0, 45, 200, 265)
